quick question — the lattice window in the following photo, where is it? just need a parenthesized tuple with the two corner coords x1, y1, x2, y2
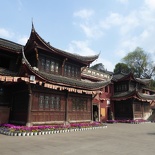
(64, 65, 68, 76)
(68, 66, 71, 76)
(72, 97, 87, 111)
(40, 58, 45, 71)
(55, 63, 59, 73)
(45, 95, 49, 108)
(50, 61, 55, 72)
(50, 96, 55, 109)
(71, 66, 75, 77)
(39, 95, 44, 109)
(144, 103, 150, 112)
(45, 59, 50, 72)
(135, 103, 141, 111)
(56, 96, 60, 109)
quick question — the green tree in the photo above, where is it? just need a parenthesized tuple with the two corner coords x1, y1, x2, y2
(114, 63, 130, 74)
(90, 63, 105, 71)
(122, 47, 155, 78)
(150, 79, 155, 90)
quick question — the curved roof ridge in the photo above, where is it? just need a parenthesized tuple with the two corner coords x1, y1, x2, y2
(28, 26, 99, 64)
(137, 91, 155, 101)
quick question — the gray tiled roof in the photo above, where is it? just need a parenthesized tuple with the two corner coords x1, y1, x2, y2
(112, 73, 127, 81)
(112, 90, 155, 101)
(112, 72, 151, 85)
(37, 70, 111, 90)
(137, 92, 155, 101)
(0, 38, 22, 53)
(0, 67, 18, 76)
(112, 90, 135, 98)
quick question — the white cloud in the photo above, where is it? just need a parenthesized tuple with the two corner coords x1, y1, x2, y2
(100, 0, 155, 59)
(79, 23, 103, 38)
(117, 0, 129, 4)
(91, 57, 114, 72)
(100, 11, 139, 35)
(72, 1, 155, 71)
(144, 0, 155, 10)
(0, 28, 14, 38)
(66, 40, 114, 71)
(120, 11, 140, 35)
(0, 27, 28, 45)
(67, 40, 96, 56)
(73, 9, 104, 39)
(73, 9, 94, 20)
(100, 13, 123, 29)
(17, 36, 28, 45)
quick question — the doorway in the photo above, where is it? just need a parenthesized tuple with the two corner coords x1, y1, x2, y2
(93, 105, 99, 121)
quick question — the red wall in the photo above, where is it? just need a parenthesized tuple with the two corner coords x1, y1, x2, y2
(94, 84, 114, 122)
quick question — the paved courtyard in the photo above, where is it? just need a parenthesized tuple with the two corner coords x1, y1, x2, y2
(0, 123, 155, 155)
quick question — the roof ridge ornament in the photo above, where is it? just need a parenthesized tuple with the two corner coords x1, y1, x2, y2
(32, 18, 35, 32)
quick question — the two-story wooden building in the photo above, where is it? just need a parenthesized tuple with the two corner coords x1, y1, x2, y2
(111, 72, 155, 121)
(0, 25, 111, 126)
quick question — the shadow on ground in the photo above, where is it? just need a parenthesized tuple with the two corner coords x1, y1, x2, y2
(147, 133, 155, 135)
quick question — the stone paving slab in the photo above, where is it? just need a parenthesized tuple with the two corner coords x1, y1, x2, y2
(0, 123, 155, 155)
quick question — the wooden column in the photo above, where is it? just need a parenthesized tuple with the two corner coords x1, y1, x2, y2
(132, 99, 135, 120)
(62, 58, 67, 76)
(65, 91, 69, 123)
(91, 95, 93, 121)
(35, 47, 39, 67)
(26, 84, 32, 127)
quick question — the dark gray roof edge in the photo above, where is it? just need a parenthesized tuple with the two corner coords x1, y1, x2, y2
(0, 38, 23, 52)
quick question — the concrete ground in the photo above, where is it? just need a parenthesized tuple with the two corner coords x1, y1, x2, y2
(0, 123, 155, 155)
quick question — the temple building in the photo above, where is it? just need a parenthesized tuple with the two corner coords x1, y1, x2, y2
(1, 24, 155, 126)
(111, 72, 155, 121)
(0, 25, 110, 126)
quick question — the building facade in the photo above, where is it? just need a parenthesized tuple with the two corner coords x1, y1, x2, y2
(111, 73, 155, 121)
(0, 25, 110, 126)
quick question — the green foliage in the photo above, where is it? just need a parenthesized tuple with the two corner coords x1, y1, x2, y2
(114, 63, 130, 74)
(90, 63, 105, 71)
(122, 47, 155, 78)
(150, 79, 155, 90)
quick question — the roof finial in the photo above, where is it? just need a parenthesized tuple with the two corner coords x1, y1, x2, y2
(32, 18, 35, 32)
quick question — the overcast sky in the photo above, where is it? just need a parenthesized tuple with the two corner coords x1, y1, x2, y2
(1, 0, 155, 71)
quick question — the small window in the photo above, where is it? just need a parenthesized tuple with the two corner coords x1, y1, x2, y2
(105, 86, 108, 93)
(45, 96, 49, 108)
(50, 61, 54, 72)
(75, 68, 78, 78)
(68, 66, 71, 76)
(144, 103, 150, 112)
(71, 66, 75, 77)
(41, 58, 45, 71)
(135, 104, 141, 111)
(55, 62, 59, 73)
(39, 95, 44, 109)
(45, 59, 50, 72)
(84, 100, 87, 111)
(64, 65, 67, 76)
(56, 96, 60, 109)
(50, 96, 55, 109)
